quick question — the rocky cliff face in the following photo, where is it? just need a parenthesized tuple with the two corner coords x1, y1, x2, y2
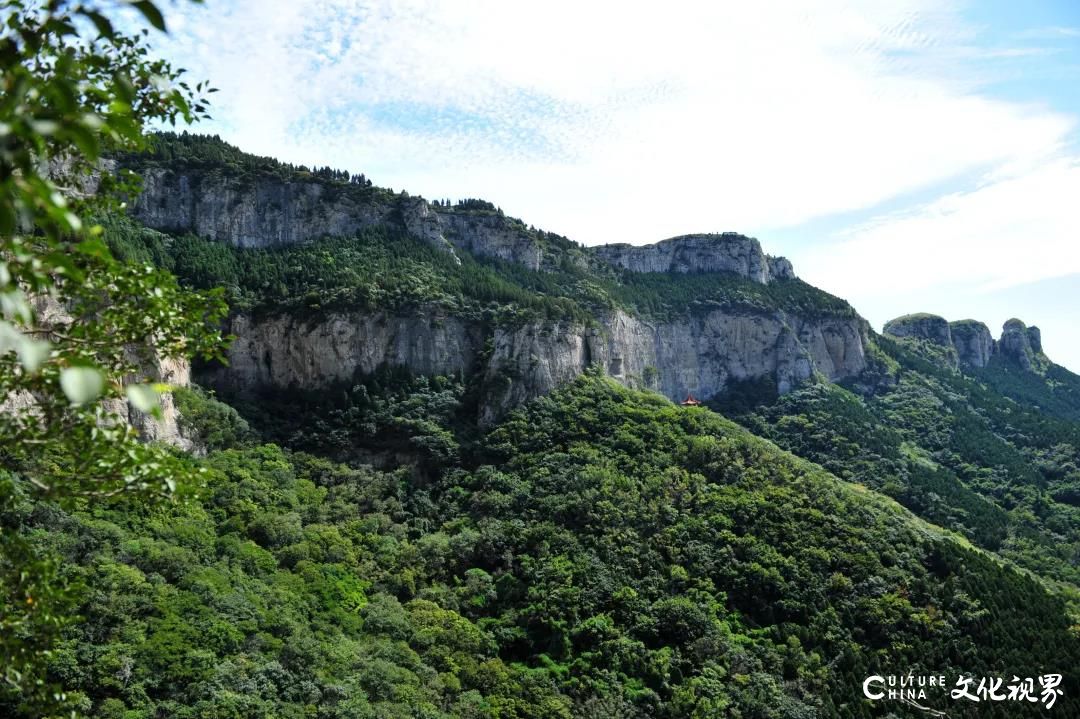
(2, 296, 194, 450)
(132, 167, 550, 268)
(884, 313, 1048, 373)
(133, 167, 395, 248)
(949, 320, 995, 369)
(206, 305, 869, 425)
(591, 234, 795, 283)
(130, 161, 868, 421)
(998, 318, 1047, 372)
(207, 310, 482, 390)
(130, 167, 801, 280)
(476, 311, 813, 422)
(883, 314, 954, 349)
(114, 355, 194, 451)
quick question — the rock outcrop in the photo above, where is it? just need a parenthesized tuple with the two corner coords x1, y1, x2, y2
(949, 320, 995, 369)
(883, 314, 954, 348)
(2, 296, 193, 449)
(998, 318, 1046, 372)
(132, 168, 550, 268)
(133, 167, 396, 248)
(590, 234, 795, 284)
(206, 306, 869, 425)
(113, 355, 194, 451)
(129, 159, 869, 422)
(885, 313, 1049, 373)
(129, 167, 799, 280)
(208, 310, 482, 390)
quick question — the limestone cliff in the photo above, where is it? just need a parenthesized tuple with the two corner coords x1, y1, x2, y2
(205, 305, 869, 425)
(883, 314, 954, 349)
(949, 320, 995, 369)
(480, 308, 865, 424)
(132, 167, 397, 248)
(126, 154, 867, 422)
(998, 318, 1047, 372)
(884, 313, 1048, 373)
(590, 234, 795, 283)
(129, 165, 795, 280)
(2, 296, 194, 449)
(131, 166, 552, 269)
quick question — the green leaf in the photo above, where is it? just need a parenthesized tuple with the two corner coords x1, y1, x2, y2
(130, 1, 167, 32)
(125, 383, 160, 414)
(16, 337, 51, 373)
(60, 367, 105, 405)
(0, 321, 20, 354)
(0, 290, 32, 324)
(81, 10, 116, 39)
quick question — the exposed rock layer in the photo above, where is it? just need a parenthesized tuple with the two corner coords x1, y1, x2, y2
(132, 169, 549, 268)
(205, 307, 869, 424)
(592, 234, 794, 284)
(130, 167, 794, 281)
(1, 296, 193, 449)
(884, 314, 1047, 372)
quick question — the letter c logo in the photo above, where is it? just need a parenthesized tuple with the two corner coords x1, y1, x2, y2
(863, 676, 885, 700)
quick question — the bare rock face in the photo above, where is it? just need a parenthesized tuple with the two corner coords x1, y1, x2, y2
(998, 318, 1046, 372)
(115, 355, 195, 451)
(133, 168, 554, 269)
(399, 198, 551, 269)
(590, 234, 795, 284)
(2, 296, 193, 449)
(439, 212, 544, 271)
(133, 168, 396, 248)
(128, 161, 873, 423)
(949, 320, 995, 368)
(209, 306, 869, 425)
(883, 313, 953, 347)
(206, 310, 481, 391)
(399, 197, 461, 260)
(131, 167, 804, 282)
(885, 313, 1051, 374)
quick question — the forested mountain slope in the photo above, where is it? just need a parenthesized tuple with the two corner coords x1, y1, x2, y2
(10, 375, 1080, 718)
(6, 131, 1080, 718)
(734, 323, 1080, 593)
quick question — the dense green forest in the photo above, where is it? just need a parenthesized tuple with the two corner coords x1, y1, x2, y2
(7, 1, 1079, 715)
(3, 137, 1066, 716)
(8, 374, 1080, 718)
(73, 137, 1080, 716)
(733, 334, 1080, 597)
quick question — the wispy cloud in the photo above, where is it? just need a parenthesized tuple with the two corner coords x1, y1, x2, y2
(1019, 25, 1080, 40)
(154, 0, 1073, 241)
(798, 157, 1080, 296)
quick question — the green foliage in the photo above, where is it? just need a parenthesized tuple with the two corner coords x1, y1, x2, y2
(224, 367, 471, 474)
(109, 133, 860, 325)
(607, 270, 858, 320)
(0, 1, 226, 711)
(4, 445, 575, 718)
(9, 375, 1080, 717)
(118, 130, 384, 193)
(173, 386, 255, 452)
(740, 333, 1080, 590)
(973, 354, 1080, 423)
(106, 213, 599, 324)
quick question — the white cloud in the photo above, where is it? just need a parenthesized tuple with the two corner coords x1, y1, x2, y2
(154, 0, 1073, 244)
(797, 158, 1080, 297)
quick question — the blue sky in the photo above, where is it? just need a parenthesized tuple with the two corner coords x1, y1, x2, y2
(152, 0, 1080, 370)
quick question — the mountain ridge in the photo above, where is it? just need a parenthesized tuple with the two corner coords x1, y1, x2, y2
(25, 130, 1079, 719)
